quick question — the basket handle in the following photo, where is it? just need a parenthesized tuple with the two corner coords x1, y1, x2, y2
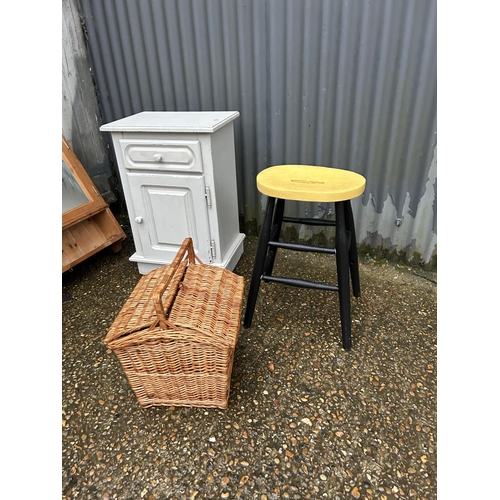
(152, 238, 201, 330)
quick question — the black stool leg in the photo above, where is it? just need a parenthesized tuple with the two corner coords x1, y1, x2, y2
(264, 198, 285, 277)
(345, 200, 361, 297)
(335, 201, 352, 350)
(244, 196, 276, 328)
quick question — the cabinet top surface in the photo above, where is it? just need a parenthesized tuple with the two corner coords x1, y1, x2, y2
(100, 111, 240, 133)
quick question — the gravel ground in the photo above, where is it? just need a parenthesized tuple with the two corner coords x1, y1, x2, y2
(62, 213, 437, 500)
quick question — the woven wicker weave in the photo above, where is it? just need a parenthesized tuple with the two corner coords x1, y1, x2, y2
(104, 238, 244, 409)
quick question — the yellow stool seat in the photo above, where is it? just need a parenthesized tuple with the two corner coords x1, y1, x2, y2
(257, 165, 366, 202)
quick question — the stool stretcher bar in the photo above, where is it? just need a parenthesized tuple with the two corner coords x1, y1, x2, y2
(267, 241, 337, 254)
(282, 216, 337, 227)
(262, 275, 339, 291)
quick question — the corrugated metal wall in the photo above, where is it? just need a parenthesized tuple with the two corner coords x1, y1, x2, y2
(78, 0, 437, 266)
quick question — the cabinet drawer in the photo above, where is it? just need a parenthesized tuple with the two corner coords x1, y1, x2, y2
(119, 139, 203, 173)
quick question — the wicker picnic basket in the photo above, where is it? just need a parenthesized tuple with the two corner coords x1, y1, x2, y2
(103, 237, 244, 409)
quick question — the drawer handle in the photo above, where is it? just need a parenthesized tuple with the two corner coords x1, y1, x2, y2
(153, 153, 162, 162)
(135, 216, 143, 224)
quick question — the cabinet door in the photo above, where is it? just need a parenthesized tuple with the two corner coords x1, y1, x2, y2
(127, 172, 212, 263)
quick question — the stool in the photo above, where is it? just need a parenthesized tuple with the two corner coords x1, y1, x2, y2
(243, 165, 366, 350)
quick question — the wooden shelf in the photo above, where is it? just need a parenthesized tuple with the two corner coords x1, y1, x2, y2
(62, 209, 125, 272)
(62, 135, 126, 272)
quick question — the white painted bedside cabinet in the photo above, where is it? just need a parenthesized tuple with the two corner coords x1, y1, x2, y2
(101, 111, 245, 274)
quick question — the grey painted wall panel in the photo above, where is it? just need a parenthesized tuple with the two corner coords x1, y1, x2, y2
(78, 0, 437, 265)
(62, 0, 117, 202)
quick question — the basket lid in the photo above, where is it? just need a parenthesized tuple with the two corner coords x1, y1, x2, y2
(167, 264, 244, 347)
(104, 261, 187, 344)
(105, 264, 244, 349)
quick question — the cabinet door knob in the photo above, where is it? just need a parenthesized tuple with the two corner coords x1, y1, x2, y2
(153, 153, 162, 162)
(135, 216, 143, 224)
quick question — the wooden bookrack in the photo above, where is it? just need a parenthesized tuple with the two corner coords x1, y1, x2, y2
(62, 135, 126, 272)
